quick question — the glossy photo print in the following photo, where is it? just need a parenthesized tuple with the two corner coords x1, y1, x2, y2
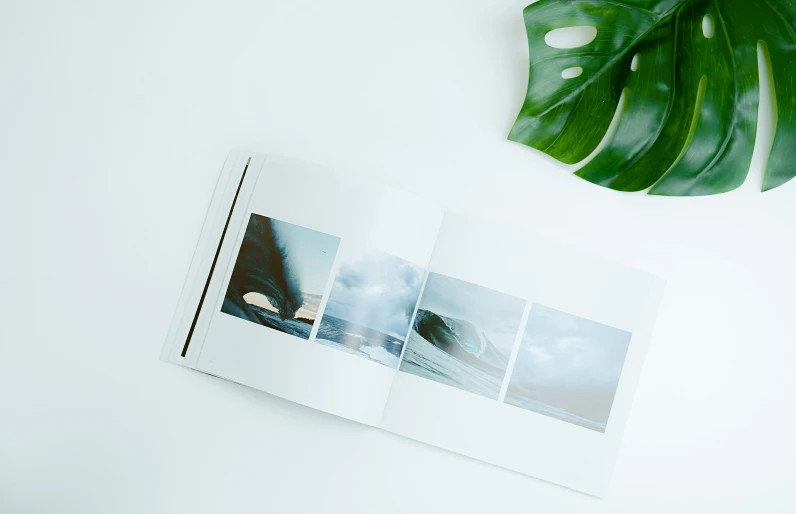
(504, 304, 632, 432)
(315, 248, 425, 368)
(399, 273, 525, 399)
(221, 214, 340, 339)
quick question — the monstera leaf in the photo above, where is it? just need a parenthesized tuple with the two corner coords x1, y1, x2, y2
(509, 0, 796, 195)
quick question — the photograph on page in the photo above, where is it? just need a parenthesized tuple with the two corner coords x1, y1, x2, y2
(399, 272, 525, 399)
(504, 304, 632, 433)
(316, 247, 425, 368)
(221, 214, 340, 340)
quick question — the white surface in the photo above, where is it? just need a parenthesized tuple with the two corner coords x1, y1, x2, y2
(1, 0, 795, 512)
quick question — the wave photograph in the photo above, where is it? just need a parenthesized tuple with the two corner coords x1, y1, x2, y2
(221, 214, 340, 339)
(316, 249, 424, 368)
(504, 304, 632, 432)
(399, 273, 525, 399)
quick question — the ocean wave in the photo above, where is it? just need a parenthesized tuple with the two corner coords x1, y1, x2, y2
(413, 309, 508, 375)
(316, 315, 404, 368)
(400, 330, 503, 399)
(222, 215, 304, 324)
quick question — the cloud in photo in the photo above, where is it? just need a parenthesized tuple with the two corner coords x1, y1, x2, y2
(322, 249, 424, 338)
(509, 304, 631, 424)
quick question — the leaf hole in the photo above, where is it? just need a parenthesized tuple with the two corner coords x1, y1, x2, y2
(672, 76, 708, 170)
(561, 66, 583, 79)
(545, 26, 597, 49)
(631, 54, 640, 71)
(755, 40, 778, 190)
(572, 88, 629, 170)
(702, 14, 715, 38)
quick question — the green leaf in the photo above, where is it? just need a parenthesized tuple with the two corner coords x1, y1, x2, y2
(508, 0, 796, 195)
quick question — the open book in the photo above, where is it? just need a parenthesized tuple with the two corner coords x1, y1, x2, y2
(162, 152, 665, 497)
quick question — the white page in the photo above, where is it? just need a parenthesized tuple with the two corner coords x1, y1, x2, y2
(380, 214, 665, 497)
(164, 153, 443, 426)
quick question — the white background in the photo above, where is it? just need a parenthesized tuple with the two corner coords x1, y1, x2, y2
(2, 0, 795, 513)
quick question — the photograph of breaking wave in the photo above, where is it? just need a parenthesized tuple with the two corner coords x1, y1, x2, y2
(504, 304, 632, 432)
(316, 249, 424, 368)
(221, 214, 340, 339)
(399, 273, 525, 399)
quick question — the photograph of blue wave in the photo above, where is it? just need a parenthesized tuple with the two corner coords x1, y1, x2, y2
(399, 273, 526, 399)
(504, 305, 632, 433)
(221, 214, 340, 339)
(316, 249, 424, 368)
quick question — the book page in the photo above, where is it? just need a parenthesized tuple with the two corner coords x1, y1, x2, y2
(164, 153, 443, 426)
(379, 214, 665, 496)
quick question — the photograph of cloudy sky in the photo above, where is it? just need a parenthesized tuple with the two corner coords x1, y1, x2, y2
(315, 248, 424, 368)
(504, 304, 632, 432)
